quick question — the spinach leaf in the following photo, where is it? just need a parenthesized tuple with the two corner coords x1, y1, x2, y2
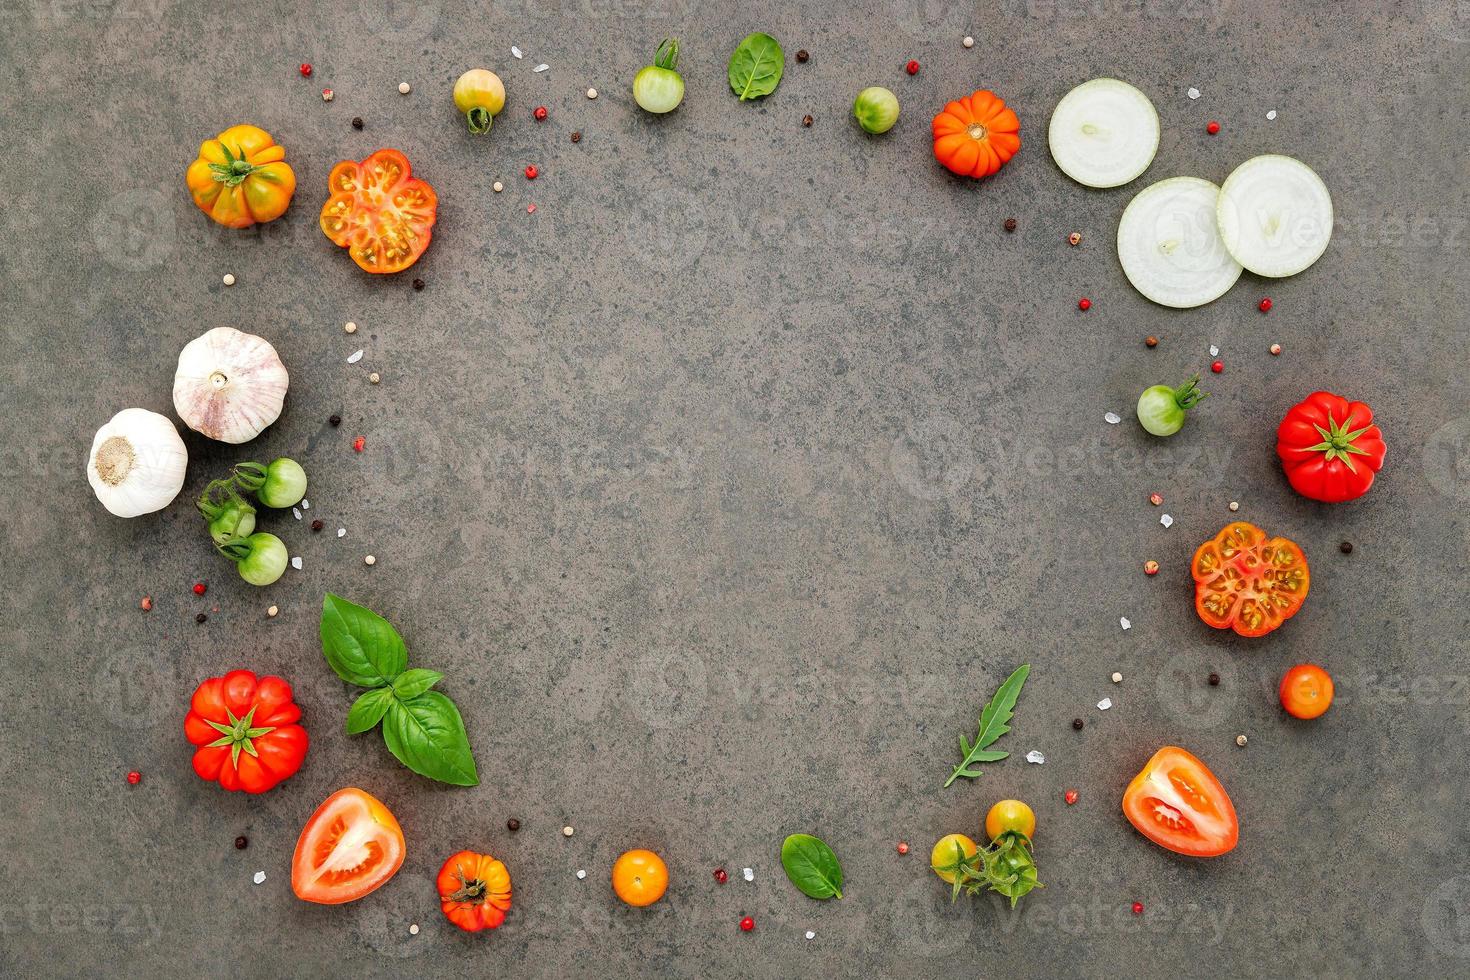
(392, 668, 443, 701)
(345, 686, 394, 734)
(382, 691, 479, 786)
(321, 593, 407, 687)
(780, 833, 844, 899)
(728, 32, 783, 101)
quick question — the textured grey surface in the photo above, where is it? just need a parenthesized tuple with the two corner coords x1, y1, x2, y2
(2, 0, 1469, 977)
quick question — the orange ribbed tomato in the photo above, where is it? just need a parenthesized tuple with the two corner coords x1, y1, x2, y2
(186, 125, 295, 228)
(932, 90, 1021, 178)
(437, 850, 512, 932)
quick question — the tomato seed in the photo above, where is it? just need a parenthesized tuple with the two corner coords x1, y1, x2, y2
(534, 106, 548, 121)
(1149, 492, 1163, 506)
(1078, 298, 1091, 311)
(1064, 790, 1078, 805)
(1068, 231, 1082, 246)
(1211, 360, 1223, 373)
(740, 916, 755, 932)
(1206, 120, 1220, 134)
(126, 771, 141, 785)
(1132, 901, 1144, 915)
(140, 596, 152, 611)
(905, 60, 920, 75)
(1208, 672, 1221, 686)
(235, 836, 248, 849)
(1270, 343, 1282, 356)
(1144, 560, 1159, 576)
(714, 868, 728, 883)
(1259, 297, 1272, 313)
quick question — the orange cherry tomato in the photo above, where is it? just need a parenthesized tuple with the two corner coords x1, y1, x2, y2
(929, 834, 978, 884)
(1280, 664, 1334, 719)
(984, 800, 1036, 842)
(1122, 746, 1238, 858)
(612, 849, 668, 907)
(437, 850, 512, 932)
(1191, 521, 1310, 637)
(931, 90, 1021, 178)
(291, 788, 406, 904)
(319, 149, 438, 274)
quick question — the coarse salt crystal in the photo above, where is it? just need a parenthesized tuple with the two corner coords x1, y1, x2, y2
(1120, 617, 1131, 630)
(252, 871, 267, 884)
(1266, 109, 1277, 120)
(511, 45, 523, 58)
(292, 507, 301, 520)
(1160, 513, 1174, 528)
(1105, 411, 1121, 424)
(1025, 750, 1045, 764)
(805, 930, 816, 940)
(533, 64, 549, 73)
(347, 349, 364, 364)
(742, 867, 754, 882)
(291, 556, 303, 570)
(1209, 345, 1219, 357)
(337, 528, 347, 538)
(301, 499, 309, 510)
(576, 869, 587, 880)
(1187, 87, 1201, 100)
(1098, 698, 1113, 710)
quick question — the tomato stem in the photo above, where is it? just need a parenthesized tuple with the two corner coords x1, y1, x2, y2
(465, 107, 493, 134)
(1170, 375, 1208, 412)
(448, 864, 488, 904)
(208, 145, 258, 187)
(655, 37, 680, 71)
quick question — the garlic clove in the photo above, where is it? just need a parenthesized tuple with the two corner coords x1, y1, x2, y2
(173, 327, 289, 444)
(87, 408, 189, 517)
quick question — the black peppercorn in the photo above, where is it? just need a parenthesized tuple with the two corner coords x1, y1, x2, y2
(1004, 217, 1017, 232)
(412, 278, 425, 291)
(1071, 718, 1084, 730)
(507, 818, 520, 832)
(802, 114, 813, 127)
(1208, 672, 1220, 686)
(195, 613, 207, 624)
(1340, 541, 1353, 554)
(235, 836, 248, 849)
(351, 117, 363, 130)
(311, 519, 324, 532)
(796, 49, 809, 62)
(329, 414, 342, 427)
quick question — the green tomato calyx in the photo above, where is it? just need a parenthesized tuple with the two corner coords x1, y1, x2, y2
(654, 37, 680, 72)
(203, 705, 276, 769)
(208, 144, 258, 187)
(1304, 413, 1373, 471)
(1167, 375, 1208, 412)
(466, 106, 493, 134)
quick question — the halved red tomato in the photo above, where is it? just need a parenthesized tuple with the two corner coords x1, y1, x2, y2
(1123, 746, 1238, 858)
(1191, 521, 1309, 637)
(291, 788, 406, 904)
(319, 149, 437, 274)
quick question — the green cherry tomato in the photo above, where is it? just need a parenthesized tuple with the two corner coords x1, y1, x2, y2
(233, 532, 289, 586)
(1137, 376, 1208, 437)
(853, 86, 900, 134)
(633, 38, 685, 114)
(208, 498, 257, 546)
(234, 458, 308, 508)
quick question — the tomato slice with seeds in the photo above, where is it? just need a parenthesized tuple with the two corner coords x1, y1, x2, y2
(1191, 521, 1310, 637)
(291, 788, 405, 904)
(1123, 746, 1238, 857)
(319, 149, 437, 274)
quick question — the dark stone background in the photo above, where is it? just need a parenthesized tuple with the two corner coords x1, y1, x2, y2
(2, 1, 1468, 976)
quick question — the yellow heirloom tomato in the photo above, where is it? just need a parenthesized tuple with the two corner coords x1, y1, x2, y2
(186, 125, 296, 228)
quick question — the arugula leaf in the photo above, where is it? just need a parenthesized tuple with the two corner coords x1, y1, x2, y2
(780, 834, 844, 899)
(392, 668, 443, 700)
(944, 664, 1030, 787)
(382, 691, 479, 786)
(346, 686, 394, 734)
(321, 593, 407, 687)
(727, 32, 783, 101)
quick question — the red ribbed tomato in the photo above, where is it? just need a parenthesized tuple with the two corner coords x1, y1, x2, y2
(1276, 391, 1386, 502)
(183, 669, 307, 793)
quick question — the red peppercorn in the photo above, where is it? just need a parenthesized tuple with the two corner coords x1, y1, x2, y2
(1211, 360, 1223, 373)
(1132, 901, 1144, 915)
(1206, 120, 1220, 134)
(905, 60, 920, 75)
(140, 596, 152, 611)
(1078, 297, 1092, 311)
(534, 106, 548, 121)
(1064, 790, 1078, 805)
(353, 436, 366, 453)
(299, 63, 312, 78)
(193, 582, 206, 596)
(896, 841, 909, 854)
(739, 916, 755, 932)
(713, 868, 728, 883)
(1149, 492, 1163, 506)
(1144, 560, 1160, 576)
(525, 165, 538, 180)
(1259, 297, 1272, 313)
(126, 771, 141, 785)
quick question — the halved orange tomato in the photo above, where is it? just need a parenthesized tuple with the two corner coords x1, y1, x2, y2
(1191, 521, 1309, 637)
(1123, 746, 1238, 858)
(291, 788, 406, 904)
(319, 149, 437, 274)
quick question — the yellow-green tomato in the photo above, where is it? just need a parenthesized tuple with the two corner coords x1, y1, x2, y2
(853, 86, 900, 134)
(985, 800, 1036, 842)
(454, 69, 506, 134)
(633, 38, 685, 114)
(929, 833, 978, 883)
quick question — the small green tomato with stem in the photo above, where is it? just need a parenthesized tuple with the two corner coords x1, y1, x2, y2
(196, 478, 257, 546)
(853, 86, 900, 134)
(633, 38, 685, 114)
(233, 458, 307, 508)
(219, 532, 290, 587)
(1137, 376, 1208, 437)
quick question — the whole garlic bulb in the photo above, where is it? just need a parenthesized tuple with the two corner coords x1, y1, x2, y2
(87, 408, 189, 517)
(173, 327, 288, 443)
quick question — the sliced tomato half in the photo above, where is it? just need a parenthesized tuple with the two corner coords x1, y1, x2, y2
(1123, 746, 1238, 857)
(291, 787, 406, 904)
(319, 149, 437, 274)
(1191, 521, 1309, 637)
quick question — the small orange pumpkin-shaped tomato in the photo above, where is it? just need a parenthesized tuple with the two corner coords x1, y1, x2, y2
(932, 90, 1021, 179)
(186, 125, 296, 228)
(437, 850, 512, 932)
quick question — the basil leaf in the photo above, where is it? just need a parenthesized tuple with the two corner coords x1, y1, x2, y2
(320, 593, 408, 688)
(728, 32, 783, 101)
(381, 691, 479, 786)
(780, 833, 844, 899)
(345, 686, 394, 735)
(393, 668, 443, 700)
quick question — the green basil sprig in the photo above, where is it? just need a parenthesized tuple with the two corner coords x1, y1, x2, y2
(321, 594, 479, 786)
(780, 833, 844, 899)
(728, 32, 783, 100)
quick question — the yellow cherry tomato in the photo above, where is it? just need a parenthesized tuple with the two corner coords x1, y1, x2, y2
(985, 800, 1036, 842)
(453, 69, 506, 134)
(186, 125, 295, 228)
(612, 849, 668, 907)
(929, 833, 978, 884)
